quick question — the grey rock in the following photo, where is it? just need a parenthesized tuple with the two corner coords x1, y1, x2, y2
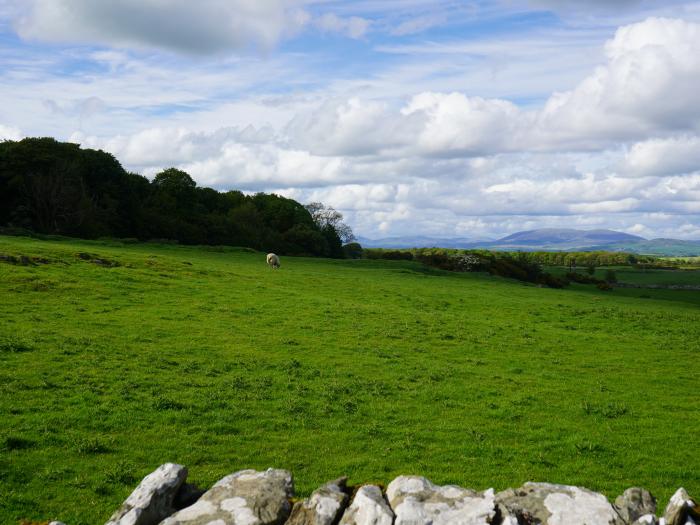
(286, 478, 349, 525)
(663, 488, 698, 525)
(615, 488, 657, 523)
(106, 463, 188, 525)
(49, 522, 67, 525)
(338, 485, 393, 525)
(632, 515, 659, 525)
(386, 475, 496, 525)
(495, 482, 625, 525)
(160, 468, 293, 525)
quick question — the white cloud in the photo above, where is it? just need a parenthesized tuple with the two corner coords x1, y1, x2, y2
(282, 18, 700, 160)
(314, 13, 370, 39)
(390, 13, 447, 36)
(0, 123, 21, 140)
(536, 17, 700, 144)
(285, 97, 416, 156)
(5, 9, 700, 239)
(15, 0, 310, 54)
(401, 92, 521, 156)
(624, 136, 700, 177)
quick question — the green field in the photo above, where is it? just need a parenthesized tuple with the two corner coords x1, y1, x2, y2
(1, 236, 699, 524)
(547, 265, 700, 289)
(611, 268, 700, 287)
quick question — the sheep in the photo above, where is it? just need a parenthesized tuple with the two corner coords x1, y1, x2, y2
(266, 253, 281, 269)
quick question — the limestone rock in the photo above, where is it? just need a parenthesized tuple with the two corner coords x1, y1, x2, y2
(495, 482, 625, 525)
(386, 475, 496, 525)
(106, 463, 188, 525)
(664, 488, 698, 525)
(160, 468, 293, 525)
(49, 522, 67, 525)
(615, 488, 657, 523)
(632, 515, 659, 525)
(338, 485, 393, 525)
(286, 477, 349, 525)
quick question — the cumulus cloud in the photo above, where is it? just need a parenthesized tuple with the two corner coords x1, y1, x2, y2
(0, 123, 22, 140)
(285, 97, 418, 156)
(536, 17, 700, 144)
(401, 93, 522, 156)
(7, 11, 700, 239)
(624, 136, 700, 177)
(15, 0, 310, 53)
(282, 18, 700, 160)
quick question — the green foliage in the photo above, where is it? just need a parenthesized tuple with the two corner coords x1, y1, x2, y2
(566, 272, 603, 285)
(0, 138, 344, 257)
(367, 248, 569, 288)
(342, 242, 363, 259)
(1, 235, 700, 524)
(605, 269, 618, 283)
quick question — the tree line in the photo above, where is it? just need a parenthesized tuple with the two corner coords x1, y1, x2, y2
(364, 247, 657, 267)
(0, 138, 353, 257)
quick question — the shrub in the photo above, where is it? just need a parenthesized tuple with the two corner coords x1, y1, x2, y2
(566, 272, 602, 285)
(342, 242, 364, 259)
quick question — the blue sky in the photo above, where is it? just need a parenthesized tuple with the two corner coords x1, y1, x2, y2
(2, 0, 700, 239)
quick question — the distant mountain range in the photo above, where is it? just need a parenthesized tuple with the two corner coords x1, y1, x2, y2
(357, 228, 700, 256)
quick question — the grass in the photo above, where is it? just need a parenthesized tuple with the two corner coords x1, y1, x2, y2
(1, 235, 699, 524)
(548, 265, 700, 288)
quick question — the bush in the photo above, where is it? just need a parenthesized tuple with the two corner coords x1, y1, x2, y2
(596, 282, 613, 291)
(605, 270, 618, 283)
(383, 250, 413, 260)
(539, 273, 569, 288)
(342, 242, 363, 259)
(566, 272, 602, 285)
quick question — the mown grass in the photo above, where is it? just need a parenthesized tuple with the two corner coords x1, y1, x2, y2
(1, 235, 699, 524)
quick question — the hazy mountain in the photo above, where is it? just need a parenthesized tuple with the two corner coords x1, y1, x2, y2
(356, 235, 491, 249)
(358, 229, 700, 255)
(585, 238, 700, 256)
(496, 228, 643, 245)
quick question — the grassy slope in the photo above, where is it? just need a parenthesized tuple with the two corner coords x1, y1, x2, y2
(1, 236, 699, 524)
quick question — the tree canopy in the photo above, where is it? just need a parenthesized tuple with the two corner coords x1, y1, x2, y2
(0, 137, 349, 257)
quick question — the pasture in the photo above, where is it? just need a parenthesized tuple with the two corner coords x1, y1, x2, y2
(1, 235, 699, 524)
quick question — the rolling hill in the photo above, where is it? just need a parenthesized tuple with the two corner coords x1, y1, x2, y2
(360, 229, 700, 255)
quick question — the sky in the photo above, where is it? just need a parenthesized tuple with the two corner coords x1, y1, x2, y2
(1, 1, 700, 240)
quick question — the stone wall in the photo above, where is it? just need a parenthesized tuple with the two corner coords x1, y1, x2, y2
(50, 464, 699, 525)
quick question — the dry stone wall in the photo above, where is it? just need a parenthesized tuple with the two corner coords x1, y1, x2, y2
(50, 463, 699, 525)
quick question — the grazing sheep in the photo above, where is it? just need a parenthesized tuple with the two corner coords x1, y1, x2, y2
(266, 253, 280, 269)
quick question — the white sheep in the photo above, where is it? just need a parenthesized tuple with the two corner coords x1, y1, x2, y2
(266, 253, 280, 269)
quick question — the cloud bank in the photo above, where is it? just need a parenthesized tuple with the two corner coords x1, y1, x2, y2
(3, 3, 700, 239)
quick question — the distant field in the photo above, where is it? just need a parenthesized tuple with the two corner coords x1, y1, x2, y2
(1, 236, 699, 525)
(612, 268, 700, 286)
(662, 256, 700, 269)
(547, 265, 700, 289)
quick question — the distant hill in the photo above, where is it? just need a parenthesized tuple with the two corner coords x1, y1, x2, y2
(356, 235, 490, 249)
(359, 229, 700, 256)
(496, 228, 643, 245)
(586, 238, 700, 257)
